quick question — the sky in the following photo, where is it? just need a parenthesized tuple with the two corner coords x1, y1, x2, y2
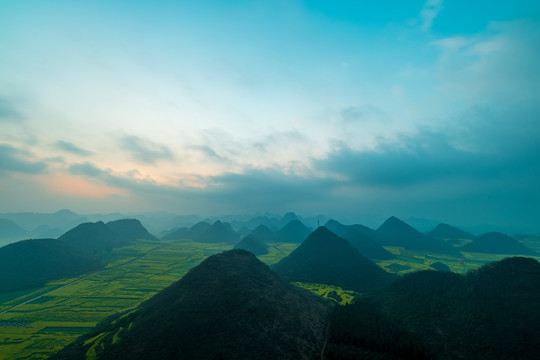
(1, 0, 540, 231)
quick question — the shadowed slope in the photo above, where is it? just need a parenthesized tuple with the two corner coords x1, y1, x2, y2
(462, 232, 537, 255)
(50, 250, 332, 360)
(377, 216, 459, 255)
(234, 235, 269, 255)
(365, 257, 540, 359)
(106, 219, 156, 241)
(276, 220, 311, 243)
(325, 219, 394, 259)
(273, 227, 396, 292)
(427, 223, 475, 240)
(0, 238, 102, 293)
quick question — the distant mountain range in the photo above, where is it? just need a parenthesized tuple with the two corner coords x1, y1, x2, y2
(50, 250, 332, 360)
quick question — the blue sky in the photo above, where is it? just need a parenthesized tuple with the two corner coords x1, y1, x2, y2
(1, 0, 539, 231)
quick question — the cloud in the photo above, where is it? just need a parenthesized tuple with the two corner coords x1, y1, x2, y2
(191, 145, 228, 163)
(340, 105, 389, 124)
(55, 140, 93, 156)
(419, 0, 444, 32)
(120, 135, 174, 164)
(0, 97, 23, 122)
(314, 131, 495, 187)
(0, 144, 48, 174)
(431, 20, 540, 102)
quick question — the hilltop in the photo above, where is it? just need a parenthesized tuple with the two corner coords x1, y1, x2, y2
(462, 232, 537, 255)
(427, 223, 475, 240)
(273, 227, 396, 292)
(325, 220, 394, 259)
(234, 235, 269, 255)
(276, 219, 311, 243)
(377, 216, 459, 255)
(50, 250, 332, 360)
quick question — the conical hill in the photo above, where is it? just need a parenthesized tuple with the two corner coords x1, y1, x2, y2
(50, 250, 331, 360)
(273, 227, 396, 292)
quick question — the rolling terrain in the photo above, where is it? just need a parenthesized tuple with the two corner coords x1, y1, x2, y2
(0, 213, 539, 359)
(50, 250, 332, 360)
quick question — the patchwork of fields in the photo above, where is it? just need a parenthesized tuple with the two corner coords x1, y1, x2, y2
(1, 235, 539, 359)
(0, 240, 233, 360)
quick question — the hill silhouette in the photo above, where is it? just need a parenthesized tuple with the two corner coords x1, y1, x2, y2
(325, 219, 381, 241)
(276, 220, 311, 243)
(247, 224, 277, 242)
(234, 235, 269, 255)
(273, 227, 396, 292)
(427, 223, 475, 240)
(0, 238, 102, 293)
(327, 221, 395, 259)
(58, 221, 119, 254)
(194, 220, 239, 243)
(0, 218, 27, 238)
(161, 221, 212, 240)
(462, 232, 537, 255)
(58, 220, 155, 254)
(50, 250, 332, 360)
(377, 216, 459, 255)
(106, 219, 156, 241)
(360, 257, 540, 359)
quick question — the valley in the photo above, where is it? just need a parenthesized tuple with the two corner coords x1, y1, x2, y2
(0, 215, 539, 359)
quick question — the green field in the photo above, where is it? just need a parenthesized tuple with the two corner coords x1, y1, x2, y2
(0, 239, 236, 360)
(1, 236, 538, 360)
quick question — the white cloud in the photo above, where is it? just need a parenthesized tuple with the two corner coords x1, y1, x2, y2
(420, 0, 444, 32)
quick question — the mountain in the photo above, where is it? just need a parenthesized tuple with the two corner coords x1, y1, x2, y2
(462, 232, 537, 255)
(106, 219, 156, 241)
(58, 221, 119, 254)
(273, 227, 396, 292)
(276, 219, 311, 243)
(342, 229, 395, 260)
(50, 250, 332, 360)
(234, 235, 269, 256)
(362, 257, 540, 359)
(325, 219, 394, 260)
(0, 238, 102, 293)
(194, 220, 239, 243)
(247, 224, 277, 242)
(325, 219, 380, 240)
(0, 218, 27, 238)
(427, 223, 475, 240)
(58, 219, 155, 254)
(376, 216, 459, 255)
(278, 212, 301, 228)
(161, 221, 212, 240)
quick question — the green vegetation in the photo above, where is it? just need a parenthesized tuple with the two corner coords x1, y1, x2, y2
(0, 240, 297, 360)
(291, 282, 357, 305)
(50, 250, 331, 360)
(1, 228, 540, 360)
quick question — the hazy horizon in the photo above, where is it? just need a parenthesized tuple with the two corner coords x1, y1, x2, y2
(1, 1, 539, 232)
